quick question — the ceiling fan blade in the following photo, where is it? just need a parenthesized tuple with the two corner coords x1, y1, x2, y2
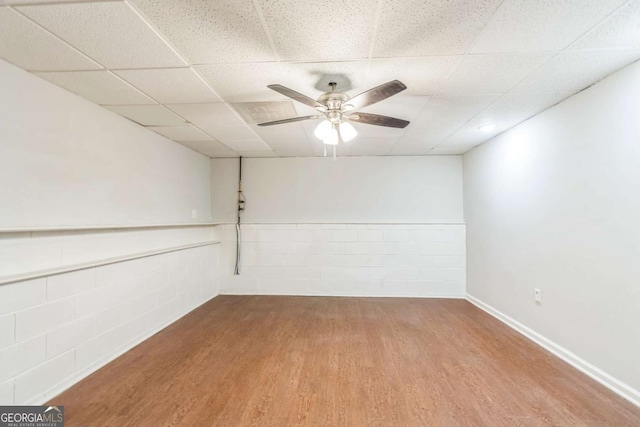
(346, 80, 407, 110)
(267, 84, 324, 109)
(257, 115, 321, 126)
(347, 113, 410, 128)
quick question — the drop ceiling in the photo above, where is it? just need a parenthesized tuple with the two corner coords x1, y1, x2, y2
(1, 0, 639, 157)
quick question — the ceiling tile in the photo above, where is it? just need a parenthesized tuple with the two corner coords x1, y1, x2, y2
(346, 137, 398, 156)
(222, 139, 273, 151)
(470, 0, 627, 54)
(0, 7, 100, 71)
(251, 122, 310, 150)
(167, 103, 245, 127)
(231, 101, 297, 125)
(390, 143, 436, 155)
(18, 2, 186, 69)
(404, 94, 500, 137)
(175, 140, 232, 157)
(573, 1, 640, 50)
(477, 92, 575, 120)
(429, 144, 475, 155)
(6, 0, 105, 3)
(115, 68, 222, 104)
(367, 57, 460, 96)
(513, 50, 640, 93)
(129, 0, 275, 64)
(196, 62, 285, 103)
(201, 125, 261, 142)
(36, 71, 153, 105)
(438, 53, 551, 95)
(105, 105, 186, 126)
(147, 125, 212, 141)
(257, 0, 376, 61)
(395, 134, 446, 149)
(444, 116, 521, 147)
(373, 0, 503, 57)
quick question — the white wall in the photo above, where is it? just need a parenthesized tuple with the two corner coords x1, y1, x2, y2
(212, 156, 463, 223)
(0, 59, 211, 228)
(464, 60, 640, 403)
(0, 58, 219, 405)
(212, 156, 466, 296)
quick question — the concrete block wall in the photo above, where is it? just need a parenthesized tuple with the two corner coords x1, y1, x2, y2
(218, 223, 466, 297)
(0, 226, 219, 405)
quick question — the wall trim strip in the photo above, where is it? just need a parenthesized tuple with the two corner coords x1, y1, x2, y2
(0, 240, 220, 286)
(0, 222, 220, 234)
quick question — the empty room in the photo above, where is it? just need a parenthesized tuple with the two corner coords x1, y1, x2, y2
(1, 0, 640, 425)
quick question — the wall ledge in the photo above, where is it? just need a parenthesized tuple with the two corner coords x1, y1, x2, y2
(0, 222, 220, 234)
(0, 240, 220, 286)
(465, 293, 640, 409)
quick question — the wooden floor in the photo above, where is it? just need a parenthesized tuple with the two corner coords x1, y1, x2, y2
(50, 296, 640, 426)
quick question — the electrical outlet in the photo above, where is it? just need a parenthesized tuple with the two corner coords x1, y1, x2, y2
(191, 209, 198, 219)
(534, 288, 542, 304)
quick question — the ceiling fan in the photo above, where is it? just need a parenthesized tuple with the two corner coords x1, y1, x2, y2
(257, 80, 409, 157)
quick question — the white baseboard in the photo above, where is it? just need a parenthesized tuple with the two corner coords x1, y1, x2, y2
(465, 293, 640, 409)
(221, 290, 465, 299)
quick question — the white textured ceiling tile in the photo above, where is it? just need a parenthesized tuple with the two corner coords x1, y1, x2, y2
(200, 125, 260, 143)
(257, 0, 376, 61)
(196, 63, 285, 102)
(175, 140, 232, 157)
(514, 50, 640, 93)
(429, 144, 475, 155)
(279, 61, 372, 99)
(346, 137, 398, 156)
(0, 8, 100, 71)
(18, 2, 186, 69)
(105, 105, 186, 126)
(573, 1, 640, 50)
(367, 57, 460, 96)
(115, 68, 221, 104)
(438, 54, 551, 95)
(374, 0, 503, 57)
(397, 134, 447, 148)
(36, 71, 153, 105)
(129, 0, 275, 64)
(389, 145, 433, 155)
(404, 94, 500, 136)
(478, 92, 575, 120)
(147, 125, 212, 141)
(251, 122, 310, 148)
(222, 139, 273, 151)
(470, 0, 627, 54)
(167, 103, 245, 128)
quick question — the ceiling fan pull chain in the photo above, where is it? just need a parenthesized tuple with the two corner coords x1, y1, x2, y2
(333, 145, 336, 161)
(324, 144, 327, 157)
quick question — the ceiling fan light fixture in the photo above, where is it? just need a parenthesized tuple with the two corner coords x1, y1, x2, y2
(323, 127, 339, 146)
(314, 120, 333, 140)
(339, 121, 357, 142)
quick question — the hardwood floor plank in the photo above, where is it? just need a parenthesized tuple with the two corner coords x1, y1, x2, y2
(48, 296, 640, 426)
